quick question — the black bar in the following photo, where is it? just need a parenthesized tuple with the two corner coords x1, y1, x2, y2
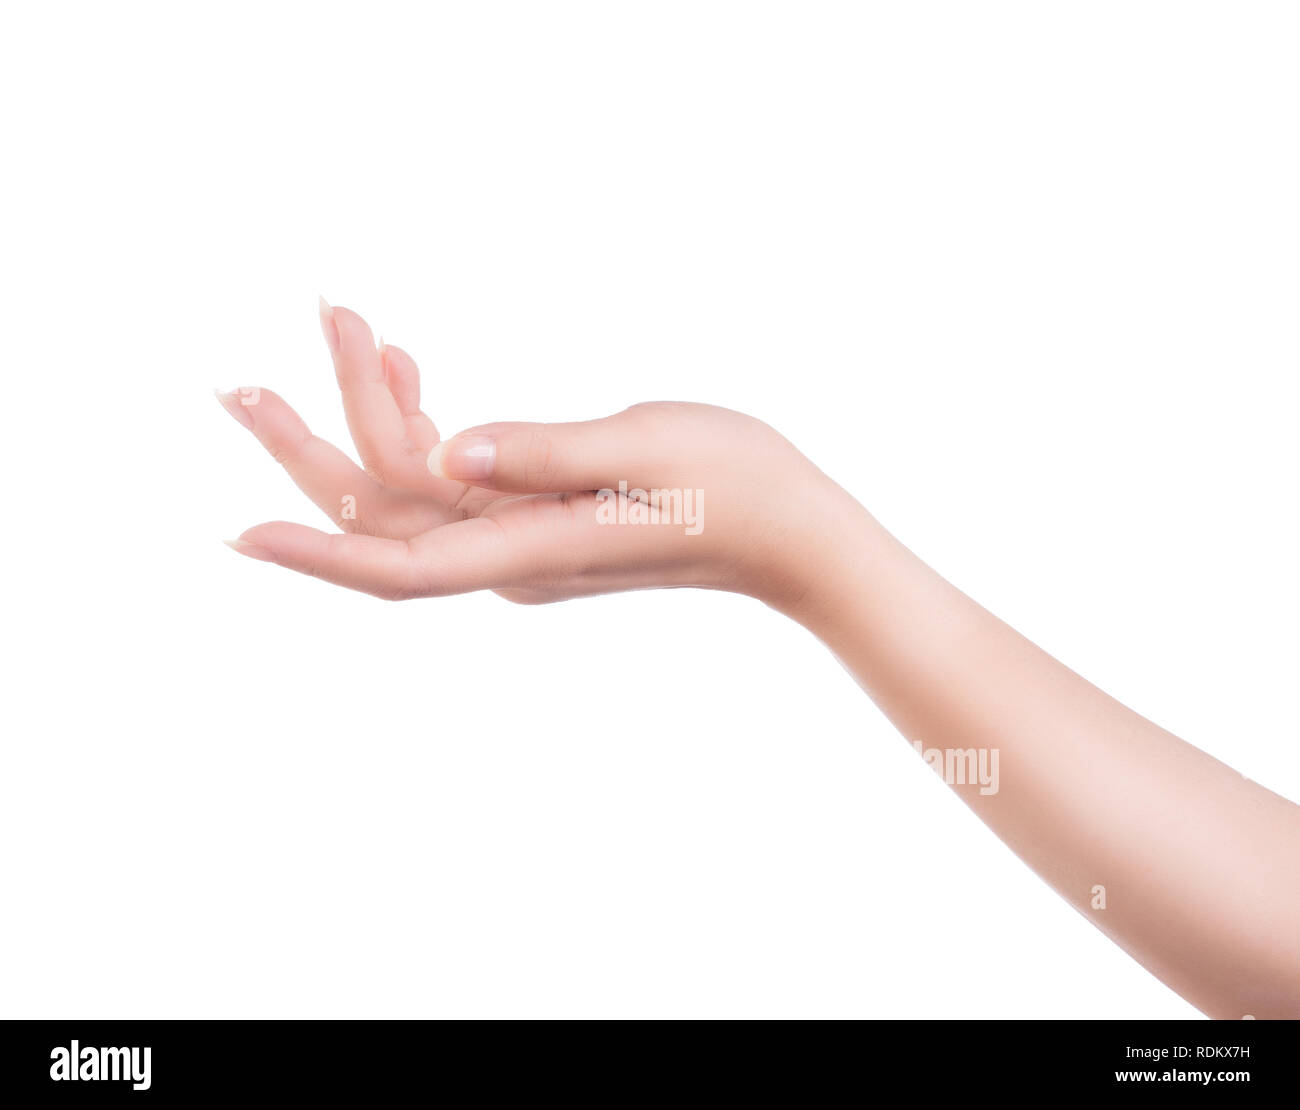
(0, 1018, 1293, 1099)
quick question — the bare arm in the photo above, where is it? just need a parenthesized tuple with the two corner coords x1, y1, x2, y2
(223, 302, 1300, 1017)
(783, 485, 1300, 1019)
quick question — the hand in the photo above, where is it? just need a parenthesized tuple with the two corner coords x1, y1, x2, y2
(219, 302, 842, 607)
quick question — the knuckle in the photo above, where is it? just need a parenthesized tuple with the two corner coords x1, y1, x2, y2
(522, 426, 557, 491)
(266, 429, 313, 469)
(374, 578, 419, 602)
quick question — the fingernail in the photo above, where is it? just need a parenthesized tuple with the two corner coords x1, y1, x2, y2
(318, 296, 340, 356)
(428, 434, 496, 480)
(213, 388, 255, 429)
(223, 538, 276, 563)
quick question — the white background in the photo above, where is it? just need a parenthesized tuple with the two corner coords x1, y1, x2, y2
(2, 2, 1296, 1018)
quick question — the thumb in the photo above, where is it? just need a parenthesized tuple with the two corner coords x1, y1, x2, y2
(427, 412, 667, 493)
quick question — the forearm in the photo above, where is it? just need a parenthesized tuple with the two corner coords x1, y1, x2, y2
(779, 486, 1300, 1018)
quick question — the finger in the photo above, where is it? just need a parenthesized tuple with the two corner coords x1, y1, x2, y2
(226, 516, 544, 600)
(379, 341, 424, 421)
(215, 386, 385, 529)
(379, 341, 440, 458)
(215, 386, 461, 535)
(320, 300, 436, 492)
(225, 522, 427, 599)
(380, 339, 504, 517)
(426, 409, 676, 494)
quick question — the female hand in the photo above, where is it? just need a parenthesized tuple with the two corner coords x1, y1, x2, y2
(219, 302, 841, 608)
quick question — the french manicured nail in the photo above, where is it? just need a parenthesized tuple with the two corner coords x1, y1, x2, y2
(427, 434, 496, 481)
(318, 296, 340, 356)
(223, 538, 276, 562)
(214, 388, 256, 429)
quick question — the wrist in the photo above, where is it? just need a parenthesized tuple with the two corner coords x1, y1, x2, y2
(745, 477, 894, 631)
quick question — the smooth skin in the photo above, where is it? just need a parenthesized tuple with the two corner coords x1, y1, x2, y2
(220, 301, 1300, 1018)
